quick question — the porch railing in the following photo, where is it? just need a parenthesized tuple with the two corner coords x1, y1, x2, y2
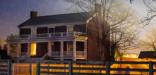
(64, 51, 73, 58)
(0, 60, 11, 75)
(51, 51, 86, 59)
(76, 51, 86, 59)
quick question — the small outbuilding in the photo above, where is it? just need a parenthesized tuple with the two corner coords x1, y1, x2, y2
(138, 51, 156, 59)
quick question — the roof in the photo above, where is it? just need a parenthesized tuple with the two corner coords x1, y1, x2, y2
(138, 51, 156, 58)
(18, 12, 89, 27)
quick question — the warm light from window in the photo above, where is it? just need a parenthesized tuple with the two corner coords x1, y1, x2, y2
(30, 42, 36, 56)
(122, 54, 138, 58)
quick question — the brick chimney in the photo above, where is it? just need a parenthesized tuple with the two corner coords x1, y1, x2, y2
(94, 3, 101, 13)
(30, 11, 37, 18)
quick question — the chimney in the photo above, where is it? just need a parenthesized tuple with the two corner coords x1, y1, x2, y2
(30, 11, 37, 18)
(94, 3, 101, 13)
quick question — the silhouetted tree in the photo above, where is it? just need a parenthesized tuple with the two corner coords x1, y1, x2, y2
(0, 45, 2, 50)
(66, 0, 138, 61)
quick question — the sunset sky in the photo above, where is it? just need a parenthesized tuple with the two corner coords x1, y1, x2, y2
(0, 0, 77, 39)
(0, 0, 155, 40)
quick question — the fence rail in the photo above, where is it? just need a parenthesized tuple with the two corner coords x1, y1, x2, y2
(35, 61, 156, 75)
(0, 60, 11, 75)
(1, 60, 156, 75)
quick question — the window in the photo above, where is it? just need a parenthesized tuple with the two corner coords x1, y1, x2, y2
(55, 26, 67, 32)
(49, 28, 54, 33)
(36, 42, 48, 57)
(30, 42, 36, 56)
(67, 41, 73, 51)
(74, 24, 86, 32)
(52, 42, 61, 51)
(64, 42, 67, 51)
(76, 42, 84, 51)
(21, 43, 28, 52)
(37, 27, 48, 34)
(20, 28, 31, 35)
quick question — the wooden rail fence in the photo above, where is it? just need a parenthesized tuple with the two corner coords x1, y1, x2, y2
(0, 60, 11, 75)
(1, 60, 156, 75)
(36, 61, 156, 75)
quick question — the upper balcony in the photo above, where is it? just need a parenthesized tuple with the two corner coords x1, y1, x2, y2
(7, 32, 87, 42)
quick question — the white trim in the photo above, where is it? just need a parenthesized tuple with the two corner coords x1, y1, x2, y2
(48, 41, 52, 56)
(20, 22, 86, 28)
(60, 41, 64, 61)
(73, 40, 76, 61)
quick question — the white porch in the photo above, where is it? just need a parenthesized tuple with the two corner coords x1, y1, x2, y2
(17, 40, 87, 61)
(50, 40, 87, 61)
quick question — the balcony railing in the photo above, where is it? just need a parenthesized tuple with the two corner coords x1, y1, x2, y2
(36, 33, 49, 38)
(51, 51, 60, 58)
(7, 32, 86, 42)
(20, 35, 30, 39)
(24, 32, 85, 38)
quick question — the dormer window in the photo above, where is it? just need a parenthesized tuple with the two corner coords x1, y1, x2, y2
(20, 28, 31, 35)
(37, 27, 48, 34)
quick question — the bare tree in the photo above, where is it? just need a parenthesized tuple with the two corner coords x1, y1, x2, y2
(130, 0, 156, 25)
(139, 28, 156, 51)
(0, 38, 6, 49)
(66, 0, 138, 61)
(6, 34, 19, 56)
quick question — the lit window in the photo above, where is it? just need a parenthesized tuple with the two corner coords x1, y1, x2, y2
(30, 42, 36, 56)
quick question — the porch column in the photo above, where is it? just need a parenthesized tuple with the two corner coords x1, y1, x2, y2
(17, 43, 21, 57)
(28, 43, 31, 57)
(73, 40, 76, 61)
(60, 41, 64, 61)
(48, 41, 52, 56)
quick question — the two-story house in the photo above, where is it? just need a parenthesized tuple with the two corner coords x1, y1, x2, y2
(7, 9, 111, 62)
(7, 11, 89, 61)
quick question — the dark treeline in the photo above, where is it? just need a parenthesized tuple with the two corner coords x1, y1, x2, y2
(0, 45, 11, 59)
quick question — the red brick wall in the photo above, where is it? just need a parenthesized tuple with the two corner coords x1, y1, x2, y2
(86, 15, 111, 61)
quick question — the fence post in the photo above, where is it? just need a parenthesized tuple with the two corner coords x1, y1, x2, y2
(36, 63, 40, 75)
(29, 63, 32, 75)
(125, 67, 130, 74)
(48, 63, 50, 75)
(149, 62, 154, 75)
(69, 61, 73, 75)
(106, 61, 110, 75)
(8, 60, 12, 75)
